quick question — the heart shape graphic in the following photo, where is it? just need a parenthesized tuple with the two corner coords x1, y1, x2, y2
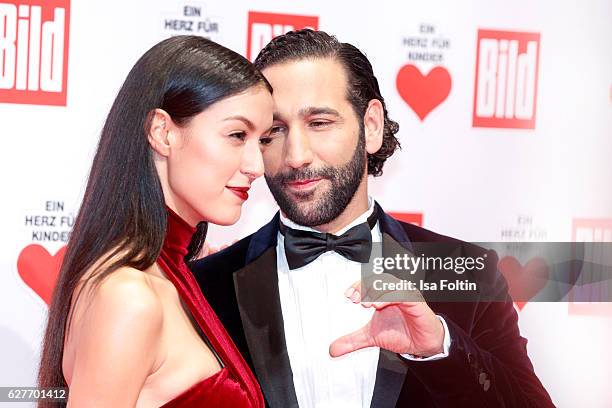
(17, 244, 66, 305)
(396, 64, 452, 121)
(389, 212, 423, 227)
(498, 256, 549, 311)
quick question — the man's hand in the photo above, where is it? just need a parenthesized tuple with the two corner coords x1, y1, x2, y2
(329, 275, 444, 358)
(197, 241, 235, 259)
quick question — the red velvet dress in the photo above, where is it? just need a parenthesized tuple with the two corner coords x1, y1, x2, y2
(157, 208, 264, 408)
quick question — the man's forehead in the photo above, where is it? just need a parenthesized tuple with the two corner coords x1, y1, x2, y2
(262, 57, 347, 89)
(264, 58, 350, 120)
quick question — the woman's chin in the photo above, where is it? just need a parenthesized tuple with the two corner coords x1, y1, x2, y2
(208, 209, 241, 226)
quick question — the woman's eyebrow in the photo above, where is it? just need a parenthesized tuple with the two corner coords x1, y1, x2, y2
(223, 115, 255, 130)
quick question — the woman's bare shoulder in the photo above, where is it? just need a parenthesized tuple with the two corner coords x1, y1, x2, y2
(81, 265, 164, 333)
(65, 266, 164, 404)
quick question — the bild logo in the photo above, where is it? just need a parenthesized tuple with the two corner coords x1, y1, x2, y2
(473, 30, 540, 129)
(246, 11, 318, 62)
(0, 0, 70, 106)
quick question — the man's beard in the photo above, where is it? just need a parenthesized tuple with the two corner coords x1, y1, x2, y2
(264, 130, 366, 227)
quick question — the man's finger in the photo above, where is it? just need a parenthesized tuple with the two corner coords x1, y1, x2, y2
(344, 280, 362, 303)
(329, 326, 372, 358)
(361, 273, 409, 303)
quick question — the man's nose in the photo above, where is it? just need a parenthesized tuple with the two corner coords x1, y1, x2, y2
(284, 128, 314, 169)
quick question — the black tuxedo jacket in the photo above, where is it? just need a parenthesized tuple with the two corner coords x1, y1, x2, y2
(190, 204, 555, 407)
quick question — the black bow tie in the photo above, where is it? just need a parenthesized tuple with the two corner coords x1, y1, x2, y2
(280, 207, 379, 270)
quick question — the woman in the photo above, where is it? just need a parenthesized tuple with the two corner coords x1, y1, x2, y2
(38, 35, 273, 407)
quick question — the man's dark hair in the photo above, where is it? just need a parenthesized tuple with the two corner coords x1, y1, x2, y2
(254, 29, 400, 177)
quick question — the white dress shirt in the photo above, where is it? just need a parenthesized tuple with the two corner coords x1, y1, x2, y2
(276, 197, 450, 408)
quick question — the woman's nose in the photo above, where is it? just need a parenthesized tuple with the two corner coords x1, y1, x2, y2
(240, 140, 265, 181)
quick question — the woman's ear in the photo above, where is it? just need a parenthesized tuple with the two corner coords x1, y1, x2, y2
(147, 109, 173, 157)
(363, 99, 384, 154)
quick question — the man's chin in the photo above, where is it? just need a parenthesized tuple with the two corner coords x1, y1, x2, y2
(286, 189, 316, 202)
(270, 179, 337, 225)
(283, 196, 335, 227)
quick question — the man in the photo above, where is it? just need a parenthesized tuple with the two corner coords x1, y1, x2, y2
(191, 29, 554, 407)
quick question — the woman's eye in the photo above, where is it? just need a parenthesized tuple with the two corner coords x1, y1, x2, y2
(229, 131, 246, 141)
(259, 136, 273, 146)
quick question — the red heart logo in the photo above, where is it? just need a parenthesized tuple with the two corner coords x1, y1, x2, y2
(498, 256, 549, 311)
(17, 244, 66, 305)
(396, 64, 452, 121)
(389, 212, 423, 227)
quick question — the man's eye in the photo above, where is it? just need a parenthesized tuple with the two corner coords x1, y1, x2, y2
(310, 121, 330, 128)
(270, 126, 286, 135)
(229, 131, 246, 141)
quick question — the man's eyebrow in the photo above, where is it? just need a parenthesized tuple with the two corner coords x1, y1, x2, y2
(223, 115, 255, 130)
(271, 107, 341, 122)
(298, 106, 341, 118)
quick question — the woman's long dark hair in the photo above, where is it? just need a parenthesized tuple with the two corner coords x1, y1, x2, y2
(37, 35, 271, 403)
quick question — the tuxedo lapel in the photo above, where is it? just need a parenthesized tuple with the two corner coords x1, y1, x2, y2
(378, 205, 437, 300)
(371, 205, 424, 408)
(377, 203, 413, 253)
(370, 229, 411, 408)
(233, 213, 299, 408)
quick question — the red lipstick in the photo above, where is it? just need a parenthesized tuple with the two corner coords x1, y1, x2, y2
(227, 186, 250, 201)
